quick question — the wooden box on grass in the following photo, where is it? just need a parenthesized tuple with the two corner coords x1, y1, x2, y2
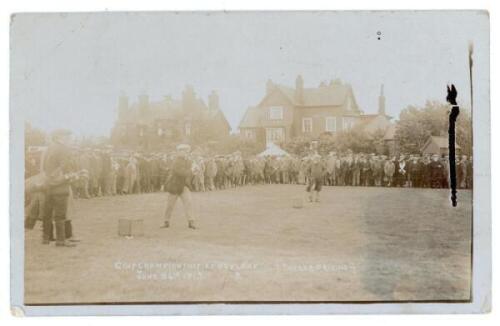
(293, 197, 304, 208)
(118, 219, 144, 237)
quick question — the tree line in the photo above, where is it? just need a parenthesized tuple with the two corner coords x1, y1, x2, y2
(25, 100, 472, 158)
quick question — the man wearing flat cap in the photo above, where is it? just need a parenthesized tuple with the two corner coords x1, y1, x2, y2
(162, 144, 196, 229)
(42, 129, 79, 247)
(306, 153, 326, 202)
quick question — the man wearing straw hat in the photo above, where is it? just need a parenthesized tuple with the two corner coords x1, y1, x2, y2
(161, 144, 197, 229)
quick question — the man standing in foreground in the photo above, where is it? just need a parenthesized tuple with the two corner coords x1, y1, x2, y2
(161, 144, 196, 229)
(42, 129, 79, 247)
(306, 154, 326, 203)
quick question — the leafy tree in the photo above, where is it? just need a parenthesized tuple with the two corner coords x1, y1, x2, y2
(280, 136, 314, 157)
(281, 127, 388, 157)
(455, 109, 472, 156)
(24, 122, 47, 149)
(335, 128, 374, 153)
(209, 135, 265, 157)
(395, 101, 472, 155)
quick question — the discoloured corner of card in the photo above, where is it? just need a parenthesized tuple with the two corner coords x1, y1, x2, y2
(480, 292, 492, 313)
(11, 305, 25, 317)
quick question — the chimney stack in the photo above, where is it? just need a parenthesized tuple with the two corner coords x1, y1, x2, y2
(209, 90, 219, 111)
(182, 85, 196, 112)
(118, 93, 128, 120)
(378, 84, 386, 116)
(138, 93, 149, 117)
(295, 75, 304, 104)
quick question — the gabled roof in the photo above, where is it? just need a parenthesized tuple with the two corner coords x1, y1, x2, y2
(302, 85, 350, 107)
(355, 114, 393, 135)
(124, 99, 182, 124)
(275, 86, 297, 104)
(271, 83, 357, 108)
(239, 106, 260, 129)
(122, 98, 214, 123)
(239, 79, 364, 130)
(120, 97, 228, 126)
(356, 115, 378, 127)
(421, 136, 461, 151)
(209, 109, 232, 131)
(358, 113, 393, 120)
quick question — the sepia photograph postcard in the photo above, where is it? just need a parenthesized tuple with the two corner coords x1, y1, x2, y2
(9, 10, 491, 315)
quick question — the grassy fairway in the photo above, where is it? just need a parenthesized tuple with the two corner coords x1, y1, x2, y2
(25, 185, 472, 304)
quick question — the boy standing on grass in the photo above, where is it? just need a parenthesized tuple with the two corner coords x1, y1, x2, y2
(306, 154, 326, 203)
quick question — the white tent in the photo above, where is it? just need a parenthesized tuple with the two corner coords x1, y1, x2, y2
(257, 143, 290, 157)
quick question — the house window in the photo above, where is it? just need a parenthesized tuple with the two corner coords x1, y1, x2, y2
(269, 106, 283, 120)
(342, 117, 355, 131)
(325, 117, 336, 132)
(265, 128, 284, 144)
(302, 117, 313, 133)
(185, 122, 191, 136)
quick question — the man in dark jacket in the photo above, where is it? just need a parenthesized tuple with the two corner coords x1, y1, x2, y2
(422, 154, 432, 188)
(394, 154, 407, 187)
(429, 154, 445, 188)
(162, 144, 196, 229)
(457, 155, 468, 189)
(306, 154, 326, 202)
(100, 149, 112, 196)
(42, 129, 79, 247)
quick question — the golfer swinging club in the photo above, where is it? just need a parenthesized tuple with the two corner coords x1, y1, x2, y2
(161, 144, 197, 229)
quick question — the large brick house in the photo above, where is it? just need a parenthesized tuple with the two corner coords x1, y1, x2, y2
(239, 76, 392, 145)
(111, 86, 231, 150)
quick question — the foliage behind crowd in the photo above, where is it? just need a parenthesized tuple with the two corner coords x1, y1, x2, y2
(281, 101, 472, 157)
(26, 100, 472, 157)
(395, 100, 472, 155)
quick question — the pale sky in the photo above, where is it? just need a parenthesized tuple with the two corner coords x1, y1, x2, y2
(11, 11, 488, 137)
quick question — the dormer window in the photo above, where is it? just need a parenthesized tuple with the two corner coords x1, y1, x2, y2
(269, 106, 283, 120)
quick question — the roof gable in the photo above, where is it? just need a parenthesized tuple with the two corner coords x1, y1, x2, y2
(239, 79, 365, 131)
(211, 109, 232, 131)
(239, 106, 260, 129)
(358, 115, 392, 133)
(258, 82, 358, 109)
(257, 86, 296, 108)
(120, 95, 230, 127)
(301, 85, 350, 107)
(421, 136, 461, 151)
